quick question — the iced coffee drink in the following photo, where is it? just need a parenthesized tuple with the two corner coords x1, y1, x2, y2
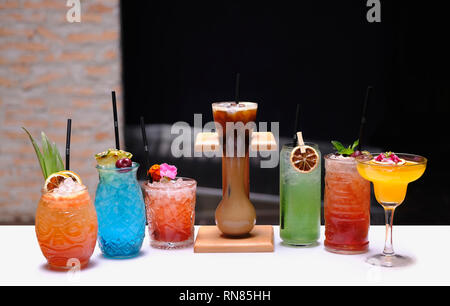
(212, 102, 258, 236)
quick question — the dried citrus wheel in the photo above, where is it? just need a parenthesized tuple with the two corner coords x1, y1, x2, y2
(57, 170, 82, 185)
(44, 172, 69, 192)
(290, 145, 319, 173)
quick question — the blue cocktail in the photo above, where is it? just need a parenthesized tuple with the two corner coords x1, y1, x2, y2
(94, 162, 146, 258)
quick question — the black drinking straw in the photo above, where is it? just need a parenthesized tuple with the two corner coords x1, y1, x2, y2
(111, 91, 120, 150)
(358, 86, 373, 151)
(65, 118, 72, 170)
(140, 116, 151, 171)
(235, 73, 240, 104)
(293, 104, 301, 143)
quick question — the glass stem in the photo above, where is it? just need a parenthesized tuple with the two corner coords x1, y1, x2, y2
(383, 206, 396, 256)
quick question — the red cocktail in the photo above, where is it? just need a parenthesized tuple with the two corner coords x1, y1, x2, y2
(144, 178, 197, 249)
(324, 154, 370, 254)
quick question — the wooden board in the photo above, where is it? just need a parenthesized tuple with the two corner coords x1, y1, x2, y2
(250, 132, 277, 152)
(194, 132, 277, 153)
(194, 225, 274, 253)
(194, 132, 220, 153)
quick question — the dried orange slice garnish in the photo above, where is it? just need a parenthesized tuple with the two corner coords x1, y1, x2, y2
(290, 145, 319, 173)
(57, 170, 82, 185)
(44, 172, 69, 192)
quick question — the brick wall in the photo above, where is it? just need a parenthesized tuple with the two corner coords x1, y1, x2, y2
(0, 0, 123, 224)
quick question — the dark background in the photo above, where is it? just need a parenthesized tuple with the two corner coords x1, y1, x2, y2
(120, 1, 450, 224)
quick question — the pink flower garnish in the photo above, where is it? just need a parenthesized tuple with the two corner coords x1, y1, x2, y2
(390, 154, 401, 163)
(374, 152, 403, 164)
(159, 163, 177, 180)
(375, 153, 386, 162)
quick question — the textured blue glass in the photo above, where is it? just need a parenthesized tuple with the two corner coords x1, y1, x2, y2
(94, 162, 146, 258)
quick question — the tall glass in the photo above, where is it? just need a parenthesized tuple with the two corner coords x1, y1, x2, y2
(356, 153, 427, 267)
(212, 102, 257, 237)
(324, 155, 370, 254)
(35, 186, 97, 269)
(94, 162, 146, 258)
(280, 143, 321, 245)
(144, 178, 197, 249)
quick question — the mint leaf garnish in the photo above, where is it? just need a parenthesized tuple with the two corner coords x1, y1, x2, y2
(351, 139, 359, 150)
(331, 139, 360, 156)
(331, 141, 345, 152)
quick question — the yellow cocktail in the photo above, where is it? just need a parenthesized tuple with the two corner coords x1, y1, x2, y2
(356, 152, 427, 267)
(357, 159, 426, 205)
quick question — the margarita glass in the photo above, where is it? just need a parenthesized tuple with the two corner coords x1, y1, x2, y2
(356, 153, 427, 267)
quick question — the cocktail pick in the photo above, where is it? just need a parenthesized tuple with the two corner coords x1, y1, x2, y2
(292, 104, 301, 144)
(111, 91, 120, 150)
(358, 86, 373, 151)
(140, 116, 151, 173)
(235, 73, 240, 105)
(297, 132, 306, 153)
(65, 118, 72, 170)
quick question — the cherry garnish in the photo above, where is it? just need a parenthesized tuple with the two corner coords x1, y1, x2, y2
(116, 158, 132, 169)
(351, 150, 362, 158)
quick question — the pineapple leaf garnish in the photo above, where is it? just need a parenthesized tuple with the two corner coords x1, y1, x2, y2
(22, 127, 47, 179)
(22, 127, 64, 179)
(41, 132, 53, 174)
(54, 142, 65, 171)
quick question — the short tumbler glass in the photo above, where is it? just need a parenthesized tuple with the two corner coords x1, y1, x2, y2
(144, 178, 197, 249)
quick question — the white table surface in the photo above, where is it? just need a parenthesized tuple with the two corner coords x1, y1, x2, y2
(0, 225, 449, 286)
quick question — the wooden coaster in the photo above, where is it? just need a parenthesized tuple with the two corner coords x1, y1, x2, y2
(194, 225, 274, 253)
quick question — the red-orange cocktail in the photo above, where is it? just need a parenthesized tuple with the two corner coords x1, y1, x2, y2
(144, 178, 197, 249)
(324, 154, 370, 254)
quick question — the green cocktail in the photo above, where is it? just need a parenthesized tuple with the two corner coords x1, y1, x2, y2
(280, 143, 321, 245)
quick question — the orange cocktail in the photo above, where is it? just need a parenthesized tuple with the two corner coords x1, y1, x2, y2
(356, 152, 427, 267)
(144, 178, 197, 249)
(357, 157, 426, 205)
(35, 183, 98, 269)
(23, 127, 97, 269)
